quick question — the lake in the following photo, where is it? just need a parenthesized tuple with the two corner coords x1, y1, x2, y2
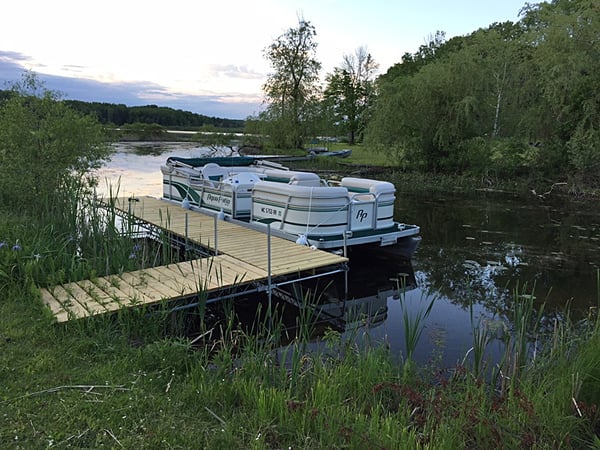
(96, 142, 600, 368)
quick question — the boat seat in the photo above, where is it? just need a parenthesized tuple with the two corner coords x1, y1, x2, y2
(350, 193, 375, 202)
(289, 177, 322, 187)
(262, 169, 322, 186)
(202, 163, 229, 181)
(223, 172, 262, 185)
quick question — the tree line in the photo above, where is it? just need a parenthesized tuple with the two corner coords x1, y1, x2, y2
(0, 91, 244, 131)
(64, 100, 245, 130)
(3, 0, 597, 186)
(255, 0, 600, 185)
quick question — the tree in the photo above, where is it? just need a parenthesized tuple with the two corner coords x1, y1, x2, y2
(0, 72, 110, 212)
(367, 22, 536, 175)
(324, 47, 378, 144)
(365, 0, 599, 184)
(381, 31, 448, 81)
(262, 19, 322, 149)
(521, 0, 600, 181)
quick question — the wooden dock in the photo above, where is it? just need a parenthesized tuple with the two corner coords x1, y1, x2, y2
(41, 196, 348, 323)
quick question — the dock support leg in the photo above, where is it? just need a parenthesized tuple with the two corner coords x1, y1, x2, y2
(343, 231, 349, 299)
(341, 264, 348, 320)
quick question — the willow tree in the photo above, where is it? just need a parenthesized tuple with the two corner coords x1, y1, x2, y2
(367, 23, 533, 174)
(324, 47, 379, 145)
(262, 19, 322, 149)
(521, 0, 600, 181)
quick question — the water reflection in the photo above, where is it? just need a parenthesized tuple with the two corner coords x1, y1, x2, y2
(308, 246, 418, 331)
(95, 142, 214, 197)
(96, 143, 600, 368)
(402, 193, 600, 314)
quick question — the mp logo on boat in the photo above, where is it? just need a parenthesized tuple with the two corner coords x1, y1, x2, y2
(356, 209, 368, 222)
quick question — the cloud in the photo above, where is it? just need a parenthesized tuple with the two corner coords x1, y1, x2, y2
(0, 50, 31, 63)
(0, 51, 33, 81)
(0, 54, 260, 119)
(209, 64, 265, 80)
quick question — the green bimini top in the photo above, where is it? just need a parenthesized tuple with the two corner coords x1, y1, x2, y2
(166, 156, 257, 167)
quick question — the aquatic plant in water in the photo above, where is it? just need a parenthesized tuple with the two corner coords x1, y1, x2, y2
(400, 295, 436, 373)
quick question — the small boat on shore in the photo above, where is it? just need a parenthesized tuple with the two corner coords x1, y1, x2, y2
(161, 157, 420, 256)
(308, 148, 352, 158)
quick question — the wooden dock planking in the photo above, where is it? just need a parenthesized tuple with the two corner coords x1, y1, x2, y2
(116, 196, 348, 273)
(105, 274, 164, 306)
(115, 271, 174, 302)
(41, 255, 272, 323)
(172, 259, 249, 289)
(125, 196, 349, 276)
(94, 276, 154, 307)
(206, 254, 267, 279)
(75, 279, 116, 308)
(144, 266, 202, 297)
(41, 196, 348, 323)
(40, 289, 69, 323)
(63, 282, 111, 316)
(75, 279, 150, 315)
(48, 285, 93, 320)
(109, 270, 187, 302)
(217, 245, 344, 275)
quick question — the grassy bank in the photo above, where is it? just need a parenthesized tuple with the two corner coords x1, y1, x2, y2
(2, 183, 600, 448)
(291, 143, 599, 199)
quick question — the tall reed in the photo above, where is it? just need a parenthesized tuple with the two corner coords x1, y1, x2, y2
(399, 293, 436, 379)
(464, 298, 493, 379)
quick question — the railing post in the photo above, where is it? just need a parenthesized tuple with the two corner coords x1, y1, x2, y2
(373, 193, 378, 229)
(185, 212, 189, 251)
(214, 214, 218, 255)
(267, 222, 272, 329)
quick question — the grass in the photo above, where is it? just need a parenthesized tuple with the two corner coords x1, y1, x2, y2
(288, 142, 596, 198)
(284, 144, 529, 198)
(2, 179, 600, 448)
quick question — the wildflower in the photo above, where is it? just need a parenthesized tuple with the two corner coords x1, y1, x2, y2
(12, 243, 22, 251)
(33, 253, 41, 261)
(128, 252, 137, 259)
(0, 241, 7, 250)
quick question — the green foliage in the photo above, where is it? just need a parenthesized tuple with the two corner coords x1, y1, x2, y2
(365, 2, 599, 185)
(0, 72, 110, 212)
(368, 22, 532, 173)
(262, 19, 322, 149)
(324, 47, 378, 144)
(256, 108, 309, 150)
(60, 99, 246, 129)
(121, 122, 166, 140)
(452, 137, 544, 178)
(523, 0, 600, 181)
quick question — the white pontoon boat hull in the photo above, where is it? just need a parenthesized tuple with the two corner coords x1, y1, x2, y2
(161, 158, 420, 255)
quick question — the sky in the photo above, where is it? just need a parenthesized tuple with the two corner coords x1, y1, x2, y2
(0, 0, 530, 119)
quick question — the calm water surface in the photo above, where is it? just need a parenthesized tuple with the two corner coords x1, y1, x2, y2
(97, 143, 600, 367)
